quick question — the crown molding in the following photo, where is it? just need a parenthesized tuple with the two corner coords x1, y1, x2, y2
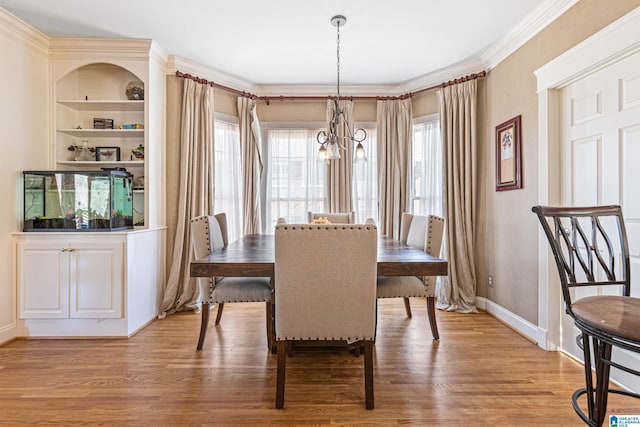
(255, 83, 398, 97)
(398, 59, 486, 94)
(168, 56, 486, 98)
(49, 38, 155, 60)
(167, 55, 258, 94)
(0, 7, 49, 55)
(481, 0, 579, 71)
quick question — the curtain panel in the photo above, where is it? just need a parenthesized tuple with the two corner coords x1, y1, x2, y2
(436, 79, 478, 313)
(376, 98, 412, 239)
(160, 79, 215, 316)
(238, 97, 263, 235)
(327, 99, 354, 213)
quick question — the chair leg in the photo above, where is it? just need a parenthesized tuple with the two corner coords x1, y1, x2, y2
(197, 302, 211, 350)
(403, 297, 412, 318)
(426, 296, 439, 340)
(265, 302, 274, 351)
(276, 340, 287, 409)
(364, 340, 374, 410)
(593, 338, 612, 426)
(214, 302, 225, 326)
(573, 331, 613, 427)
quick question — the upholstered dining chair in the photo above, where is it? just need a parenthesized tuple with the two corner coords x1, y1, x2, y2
(533, 205, 640, 426)
(376, 213, 445, 340)
(307, 211, 355, 224)
(190, 213, 273, 350)
(274, 224, 378, 409)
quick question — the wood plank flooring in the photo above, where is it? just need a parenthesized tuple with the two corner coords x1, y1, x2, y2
(1, 299, 637, 426)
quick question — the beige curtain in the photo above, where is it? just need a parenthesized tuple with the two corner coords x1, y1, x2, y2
(238, 97, 263, 234)
(159, 79, 215, 316)
(436, 80, 478, 313)
(376, 98, 412, 239)
(327, 99, 354, 212)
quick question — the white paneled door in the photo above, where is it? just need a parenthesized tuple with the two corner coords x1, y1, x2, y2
(562, 51, 640, 389)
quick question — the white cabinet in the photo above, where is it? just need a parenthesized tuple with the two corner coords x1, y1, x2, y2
(18, 239, 123, 319)
(14, 230, 164, 338)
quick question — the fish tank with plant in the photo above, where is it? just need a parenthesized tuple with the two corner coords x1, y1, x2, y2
(23, 170, 134, 231)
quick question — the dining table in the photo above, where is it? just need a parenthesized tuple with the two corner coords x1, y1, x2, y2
(190, 234, 448, 278)
(189, 233, 448, 351)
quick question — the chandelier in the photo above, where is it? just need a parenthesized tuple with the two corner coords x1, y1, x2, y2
(317, 15, 367, 162)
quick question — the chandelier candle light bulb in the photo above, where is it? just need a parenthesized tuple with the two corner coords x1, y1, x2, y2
(316, 15, 367, 163)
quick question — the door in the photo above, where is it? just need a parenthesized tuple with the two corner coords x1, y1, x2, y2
(562, 51, 640, 385)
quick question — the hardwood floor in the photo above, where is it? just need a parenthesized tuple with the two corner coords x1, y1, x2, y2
(1, 300, 636, 426)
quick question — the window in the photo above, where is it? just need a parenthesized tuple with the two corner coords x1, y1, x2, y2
(411, 115, 443, 217)
(263, 126, 326, 231)
(352, 124, 378, 223)
(214, 117, 242, 242)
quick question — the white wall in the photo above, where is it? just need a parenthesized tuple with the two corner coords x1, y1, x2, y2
(0, 9, 49, 344)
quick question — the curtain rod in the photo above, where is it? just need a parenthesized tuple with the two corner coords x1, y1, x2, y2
(175, 70, 486, 104)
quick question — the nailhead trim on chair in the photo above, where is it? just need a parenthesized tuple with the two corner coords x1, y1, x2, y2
(191, 216, 215, 301)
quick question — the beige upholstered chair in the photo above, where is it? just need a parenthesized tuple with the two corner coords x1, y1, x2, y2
(191, 213, 273, 350)
(274, 224, 378, 409)
(307, 211, 355, 224)
(377, 213, 445, 339)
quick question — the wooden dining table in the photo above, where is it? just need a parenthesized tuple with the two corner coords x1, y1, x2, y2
(190, 234, 448, 278)
(189, 233, 448, 351)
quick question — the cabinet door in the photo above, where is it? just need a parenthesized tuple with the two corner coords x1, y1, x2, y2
(17, 242, 69, 319)
(69, 242, 123, 319)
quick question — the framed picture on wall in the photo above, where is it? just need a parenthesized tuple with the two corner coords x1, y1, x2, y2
(495, 115, 522, 191)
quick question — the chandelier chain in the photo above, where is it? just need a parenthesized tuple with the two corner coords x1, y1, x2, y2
(336, 20, 340, 100)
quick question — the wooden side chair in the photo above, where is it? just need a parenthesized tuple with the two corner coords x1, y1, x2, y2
(190, 213, 273, 350)
(376, 213, 445, 339)
(307, 211, 355, 224)
(533, 205, 640, 426)
(274, 224, 378, 409)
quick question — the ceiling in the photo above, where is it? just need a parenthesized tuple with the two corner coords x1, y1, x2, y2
(0, 0, 572, 88)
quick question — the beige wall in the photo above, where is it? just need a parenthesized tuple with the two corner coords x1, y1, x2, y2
(480, 0, 640, 324)
(0, 12, 49, 344)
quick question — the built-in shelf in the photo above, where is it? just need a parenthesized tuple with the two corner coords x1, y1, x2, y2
(57, 129, 144, 137)
(57, 100, 144, 111)
(57, 160, 144, 167)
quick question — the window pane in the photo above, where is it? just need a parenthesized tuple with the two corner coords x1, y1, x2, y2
(214, 121, 242, 242)
(411, 120, 443, 217)
(265, 128, 326, 231)
(352, 126, 378, 224)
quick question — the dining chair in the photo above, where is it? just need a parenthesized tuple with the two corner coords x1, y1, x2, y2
(307, 211, 355, 224)
(533, 205, 640, 426)
(274, 224, 378, 409)
(190, 213, 273, 350)
(376, 213, 445, 340)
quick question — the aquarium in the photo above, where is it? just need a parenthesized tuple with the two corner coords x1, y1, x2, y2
(23, 170, 134, 231)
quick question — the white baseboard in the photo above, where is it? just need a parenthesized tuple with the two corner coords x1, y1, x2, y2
(0, 321, 16, 346)
(476, 297, 547, 347)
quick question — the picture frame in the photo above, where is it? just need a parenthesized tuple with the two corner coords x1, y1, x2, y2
(95, 146, 120, 162)
(495, 115, 522, 191)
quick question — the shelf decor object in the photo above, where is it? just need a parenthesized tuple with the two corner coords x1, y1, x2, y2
(125, 80, 144, 100)
(96, 146, 121, 162)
